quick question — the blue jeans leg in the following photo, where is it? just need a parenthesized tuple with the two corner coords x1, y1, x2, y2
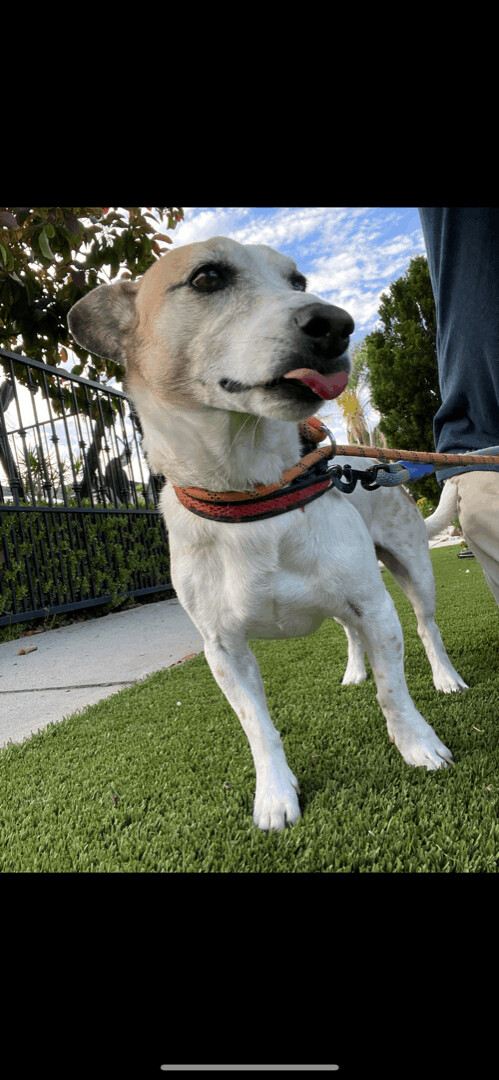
(418, 207, 499, 482)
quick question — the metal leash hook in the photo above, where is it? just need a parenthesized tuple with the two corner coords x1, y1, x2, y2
(363, 462, 411, 488)
(318, 419, 336, 460)
(317, 420, 410, 492)
(329, 463, 357, 493)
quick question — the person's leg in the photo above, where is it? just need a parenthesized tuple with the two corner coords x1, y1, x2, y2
(419, 208, 499, 609)
(418, 207, 499, 475)
(453, 471, 499, 606)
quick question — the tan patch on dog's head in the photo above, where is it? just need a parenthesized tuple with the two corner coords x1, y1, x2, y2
(68, 244, 205, 409)
(127, 246, 202, 408)
(134, 244, 195, 323)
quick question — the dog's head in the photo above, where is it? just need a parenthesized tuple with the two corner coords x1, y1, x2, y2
(68, 236, 354, 422)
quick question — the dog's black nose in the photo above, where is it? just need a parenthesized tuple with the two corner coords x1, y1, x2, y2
(294, 302, 354, 361)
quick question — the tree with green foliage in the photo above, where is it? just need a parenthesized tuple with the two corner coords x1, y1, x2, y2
(0, 206, 183, 395)
(363, 254, 441, 501)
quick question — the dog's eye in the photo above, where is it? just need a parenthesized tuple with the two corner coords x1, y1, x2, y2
(190, 265, 227, 292)
(290, 273, 307, 291)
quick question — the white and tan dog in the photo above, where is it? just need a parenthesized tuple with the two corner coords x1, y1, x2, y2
(68, 237, 465, 831)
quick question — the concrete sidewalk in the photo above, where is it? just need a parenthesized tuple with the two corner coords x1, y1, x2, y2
(0, 598, 204, 748)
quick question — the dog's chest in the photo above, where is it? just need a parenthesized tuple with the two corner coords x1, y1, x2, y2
(166, 490, 351, 641)
(250, 525, 332, 637)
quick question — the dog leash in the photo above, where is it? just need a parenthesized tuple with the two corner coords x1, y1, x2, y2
(173, 416, 499, 523)
(300, 417, 499, 479)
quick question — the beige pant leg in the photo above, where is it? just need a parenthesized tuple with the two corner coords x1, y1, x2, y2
(454, 471, 499, 607)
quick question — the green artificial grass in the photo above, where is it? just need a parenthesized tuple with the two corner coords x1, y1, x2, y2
(1, 546, 498, 872)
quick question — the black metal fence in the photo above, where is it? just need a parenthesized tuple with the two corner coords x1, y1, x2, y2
(0, 347, 173, 628)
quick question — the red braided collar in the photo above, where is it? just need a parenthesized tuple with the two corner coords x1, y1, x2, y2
(173, 417, 332, 523)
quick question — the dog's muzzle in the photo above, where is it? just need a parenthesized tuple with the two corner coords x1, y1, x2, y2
(219, 301, 354, 402)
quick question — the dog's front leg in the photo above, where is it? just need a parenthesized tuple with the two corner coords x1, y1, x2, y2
(204, 638, 301, 831)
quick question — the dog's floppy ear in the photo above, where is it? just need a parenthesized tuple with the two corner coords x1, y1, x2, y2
(68, 280, 139, 362)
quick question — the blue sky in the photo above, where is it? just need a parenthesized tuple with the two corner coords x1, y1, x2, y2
(169, 207, 427, 438)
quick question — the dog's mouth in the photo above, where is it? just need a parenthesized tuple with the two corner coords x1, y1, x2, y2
(219, 367, 349, 402)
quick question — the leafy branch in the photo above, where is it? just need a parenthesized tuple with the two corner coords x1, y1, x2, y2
(0, 207, 183, 415)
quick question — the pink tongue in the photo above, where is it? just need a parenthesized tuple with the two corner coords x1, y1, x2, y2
(283, 367, 349, 400)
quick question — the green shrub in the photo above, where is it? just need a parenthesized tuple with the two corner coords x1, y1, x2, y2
(0, 498, 170, 624)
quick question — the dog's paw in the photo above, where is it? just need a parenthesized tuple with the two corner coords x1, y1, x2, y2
(341, 659, 367, 685)
(253, 766, 301, 831)
(432, 669, 469, 693)
(388, 724, 454, 770)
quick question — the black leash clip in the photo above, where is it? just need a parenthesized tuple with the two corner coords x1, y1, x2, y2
(326, 460, 408, 494)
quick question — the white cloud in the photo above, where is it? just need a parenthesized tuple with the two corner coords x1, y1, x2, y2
(172, 207, 360, 255)
(170, 207, 253, 246)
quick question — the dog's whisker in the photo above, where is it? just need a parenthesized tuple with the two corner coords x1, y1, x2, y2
(251, 415, 263, 451)
(228, 336, 281, 345)
(228, 413, 258, 457)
